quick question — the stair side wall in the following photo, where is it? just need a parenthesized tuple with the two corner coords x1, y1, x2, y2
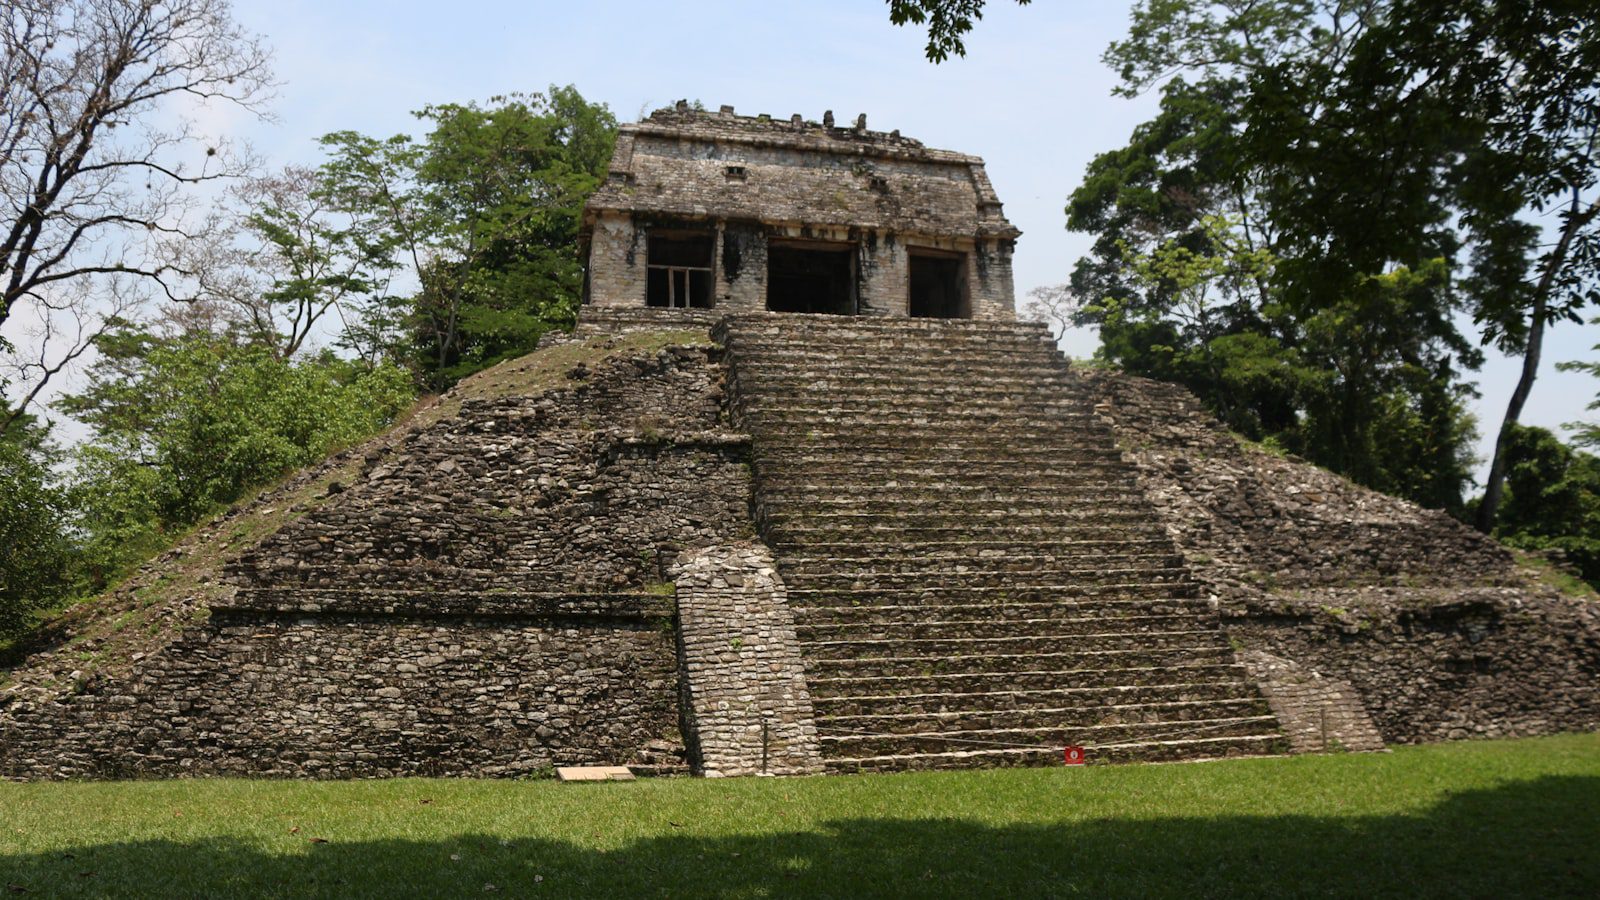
(1081, 367, 1600, 745)
(674, 545, 822, 777)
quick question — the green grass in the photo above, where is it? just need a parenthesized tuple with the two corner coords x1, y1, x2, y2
(2, 734, 1597, 898)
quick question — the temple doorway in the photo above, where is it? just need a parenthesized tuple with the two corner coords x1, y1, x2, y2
(766, 241, 857, 315)
(908, 251, 968, 318)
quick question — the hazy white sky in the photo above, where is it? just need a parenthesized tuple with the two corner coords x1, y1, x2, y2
(34, 0, 1600, 478)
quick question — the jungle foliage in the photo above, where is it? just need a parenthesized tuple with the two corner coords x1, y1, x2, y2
(1486, 425, 1600, 589)
(316, 87, 617, 389)
(898, 0, 1599, 521)
(1074, 0, 1597, 519)
(0, 413, 75, 636)
(55, 325, 414, 591)
(0, 86, 616, 642)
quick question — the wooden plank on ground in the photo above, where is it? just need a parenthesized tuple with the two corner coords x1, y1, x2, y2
(556, 766, 636, 782)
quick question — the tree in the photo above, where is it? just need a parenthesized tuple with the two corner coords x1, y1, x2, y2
(0, 0, 273, 432)
(1099, 0, 1599, 528)
(318, 87, 617, 389)
(0, 410, 75, 637)
(1489, 424, 1600, 589)
(58, 322, 413, 584)
(1064, 74, 1481, 511)
(1559, 326, 1600, 450)
(886, 0, 1031, 62)
(179, 165, 395, 362)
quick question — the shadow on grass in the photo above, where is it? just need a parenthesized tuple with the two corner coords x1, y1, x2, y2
(4, 775, 1596, 898)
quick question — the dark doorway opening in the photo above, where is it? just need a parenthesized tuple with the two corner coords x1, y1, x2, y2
(647, 232, 714, 308)
(908, 253, 968, 318)
(766, 242, 856, 314)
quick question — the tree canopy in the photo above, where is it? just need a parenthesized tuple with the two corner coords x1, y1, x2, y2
(1488, 424, 1600, 589)
(0, 0, 273, 434)
(886, 0, 1032, 62)
(896, 0, 1598, 518)
(58, 322, 414, 587)
(317, 87, 617, 389)
(1096, 0, 1598, 529)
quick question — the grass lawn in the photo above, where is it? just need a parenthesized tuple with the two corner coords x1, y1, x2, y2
(2, 734, 1597, 898)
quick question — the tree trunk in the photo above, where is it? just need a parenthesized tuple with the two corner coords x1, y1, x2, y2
(1475, 291, 1546, 532)
(1474, 189, 1593, 532)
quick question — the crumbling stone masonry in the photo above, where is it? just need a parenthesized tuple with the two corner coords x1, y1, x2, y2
(1, 342, 754, 779)
(1, 316, 1595, 779)
(582, 103, 1019, 320)
(673, 545, 822, 777)
(1081, 370, 1600, 747)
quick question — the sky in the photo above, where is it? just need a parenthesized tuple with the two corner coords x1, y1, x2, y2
(25, 0, 1600, 479)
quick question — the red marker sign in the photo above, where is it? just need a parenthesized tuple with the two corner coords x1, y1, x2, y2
(1063, 746, 1086, 766)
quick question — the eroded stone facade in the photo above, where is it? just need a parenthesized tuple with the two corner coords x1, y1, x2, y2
(1, 342, 751, 779)
(1081, 369, 1600, 746)
(2, 316, 1594, 781)
(582, 103, 1019, 320)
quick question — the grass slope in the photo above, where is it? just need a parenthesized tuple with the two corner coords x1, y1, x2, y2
(0, 330, 712, 696)
(2, 734, 1597, 898)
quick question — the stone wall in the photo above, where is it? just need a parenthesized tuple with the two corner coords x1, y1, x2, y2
(1081, 367, 1600, 745)
(4, 318, 1592, 781)
(583, 104, 1019, 320)
(586, 211, 648, 308)
(229, 348, 749, 594)
(716, 221, 765, 313)
(0, 599, 682, 779)
(1226, 589, 1600, 744)
(673, 545, 821, 777)
(586, 213, 1014, 320)
(1238, 650, 1384, 753)
(970, 238, 1016, 321)
(1, 339, 755, 779)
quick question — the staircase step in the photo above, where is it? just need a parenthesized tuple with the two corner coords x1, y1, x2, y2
(793, 597, 1211, 625)
(786, 566, 1195, 591)
(808, 646, 1236, 679)
(767, 508, 1170, 528)
(796, 613, 1210, 642)
(770, 523, 1173, 544)
(745, 422, 1111, 441)
(726, 338, 1059, 357)
(807, 662, 1253, 698)
(801, 630, 1225, 661)
(732, 398, 1088, 416)
(785, 583, 1205, 606)
(817, 698, 1272, 734)
(774, 538, 1174, 558)
(823, 734, 1288, 773)
(731, 374, 1082, 398)
(758, 497, 1156, 518)
(753, 445, 1131, 464)
(778, 553, 1185, 579)
(811, 681, 1263, 716)
(721, 312, 1055, 333)
(733, 369, 1082, 394)
(716, 315, 1281, 772)
(819, 716, 1281, 758)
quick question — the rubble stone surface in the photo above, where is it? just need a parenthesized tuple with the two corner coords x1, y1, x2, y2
(2, 313, 1594, 780)
(1, 342, 750, 779)
(1084, 370, 1599, 746)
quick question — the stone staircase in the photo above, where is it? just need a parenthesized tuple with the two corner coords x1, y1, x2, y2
(716, 313, 1285, 773)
